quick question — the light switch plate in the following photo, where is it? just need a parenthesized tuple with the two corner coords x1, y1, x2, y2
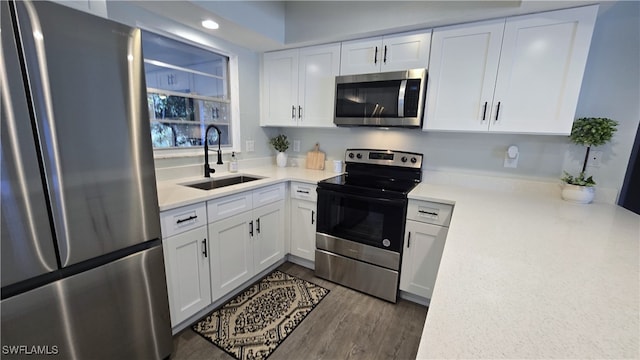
(246, 140, 255, 152)
(293, 140, 301, 152)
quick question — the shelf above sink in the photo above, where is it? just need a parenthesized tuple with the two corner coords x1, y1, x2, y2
(181, 175, 264, 191)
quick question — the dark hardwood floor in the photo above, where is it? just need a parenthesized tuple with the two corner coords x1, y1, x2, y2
(171, 262, 428, 360)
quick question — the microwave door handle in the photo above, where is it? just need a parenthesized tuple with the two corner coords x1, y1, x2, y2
(398, 79, 407, 117)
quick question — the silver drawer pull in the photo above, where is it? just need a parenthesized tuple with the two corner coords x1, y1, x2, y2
(176, 215, 197, 224)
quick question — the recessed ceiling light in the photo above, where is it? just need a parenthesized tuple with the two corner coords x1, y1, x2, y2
(201, 19, 219, 30)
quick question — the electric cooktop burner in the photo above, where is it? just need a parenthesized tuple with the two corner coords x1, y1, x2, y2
(318, 149, 423, 198)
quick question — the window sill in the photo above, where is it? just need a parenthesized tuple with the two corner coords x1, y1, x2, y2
(153, 147, 240, 160)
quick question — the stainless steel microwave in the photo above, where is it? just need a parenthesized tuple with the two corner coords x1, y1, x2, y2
(334, 68, 427, 127)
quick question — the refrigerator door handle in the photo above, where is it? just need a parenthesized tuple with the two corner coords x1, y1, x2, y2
(13, 0, 72, 264)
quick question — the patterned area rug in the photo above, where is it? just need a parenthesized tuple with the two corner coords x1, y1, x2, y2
(192, 270, 330, 360)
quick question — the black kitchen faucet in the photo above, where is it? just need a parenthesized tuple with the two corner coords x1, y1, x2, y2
(204, 124, 223, 177)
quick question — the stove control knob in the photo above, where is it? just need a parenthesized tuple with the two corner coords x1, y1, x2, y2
(382, 239, 391, 247)
(348, 152, 355, 159)
(411, 157, 417, 164)
(356, 153, 363, 159)
(401, 156, 408, 163)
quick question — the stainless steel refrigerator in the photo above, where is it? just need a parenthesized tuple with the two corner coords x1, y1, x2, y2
(1, 1, 172, 358)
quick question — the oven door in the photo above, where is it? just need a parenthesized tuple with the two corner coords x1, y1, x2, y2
(316, 187, 407, 252)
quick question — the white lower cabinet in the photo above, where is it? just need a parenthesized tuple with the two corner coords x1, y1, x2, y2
(289, 182, 318, 263)
(161, 203, 211, 327)
(400, 221, 448, 299)
(162, 183, 286, 329)
(208, 184, 285, 300)
(400, 200, 453, 299)
(253, 201, 286, 273)
(208, 211, 254, 299)
(290, 199, 316, 262)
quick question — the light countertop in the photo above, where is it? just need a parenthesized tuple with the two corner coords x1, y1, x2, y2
(411, 183, 639, 359)
(155, 166, 639, 359)
(156, 165, 338, 211)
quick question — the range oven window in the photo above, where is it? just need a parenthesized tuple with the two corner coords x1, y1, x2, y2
(316, 188, 407, 252)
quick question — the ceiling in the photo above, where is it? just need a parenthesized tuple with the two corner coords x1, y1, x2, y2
(113, 0, 606, 52)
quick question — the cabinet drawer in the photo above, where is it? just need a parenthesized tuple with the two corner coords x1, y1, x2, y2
(407, 200, 453, 227)
(161, 202, 207, 238)
(207, 192, 253, 223)
(290, 182, 317, 202)
(253, 183, 285, 208)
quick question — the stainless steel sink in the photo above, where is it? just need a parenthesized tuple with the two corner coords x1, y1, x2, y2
(181, 175, 263, 191)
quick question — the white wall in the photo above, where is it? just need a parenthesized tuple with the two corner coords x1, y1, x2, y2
(280, 1, 640, 196)
(282, 0, 595, 46)
(106, 1, 278, 169)
(567, 1, 640, 193)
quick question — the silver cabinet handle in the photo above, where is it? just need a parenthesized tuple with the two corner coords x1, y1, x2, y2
(202, 239, 208, 257)
(311, 210, 315, 225)
(249, 220, 254, 236)
(292, 105, 295, 119)
(298, 106, 302, 119)
(407, 232, 411, 248)
(256, 218, 261, 234)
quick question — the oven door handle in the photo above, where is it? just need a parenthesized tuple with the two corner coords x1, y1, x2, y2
(320, 190, 407, 206)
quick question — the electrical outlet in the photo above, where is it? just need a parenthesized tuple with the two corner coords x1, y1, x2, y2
(293, 140, 301, 152)
(587, 150, 603, 168)
(246, 140, 255, 152)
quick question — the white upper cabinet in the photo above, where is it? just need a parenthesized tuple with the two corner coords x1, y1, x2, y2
(340, 30, 432, 75)
(424, 5, 599, 135)
(491, 6, 598, 134)
(50, 0, 108, 18)
(262, 49, 299, 127)
(261, 43, 340, 127)
(425, 19, 505, 132)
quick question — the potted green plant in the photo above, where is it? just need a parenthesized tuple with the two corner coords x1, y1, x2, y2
(269, 134, 290, 167)
(561, 117, 618, 203)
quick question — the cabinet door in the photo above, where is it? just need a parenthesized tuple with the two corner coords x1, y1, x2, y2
(380, 30, 432, 72)
(254, 201, 285, 274)
(262, 49, 299, 126)
(156, 70, 191, 91)
(424, 20, 505, 132)
(340, 37, 383, 75)
(490, 6, 598, 134)
(163, 226, 211, 327)
(290, 199, 317, 262)
(209, 212, 254, 298)
(400, 220, 448, 299)
(298, 43, 341, 127)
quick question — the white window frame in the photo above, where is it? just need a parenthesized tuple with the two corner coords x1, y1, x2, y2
(137, 26, 241, 159)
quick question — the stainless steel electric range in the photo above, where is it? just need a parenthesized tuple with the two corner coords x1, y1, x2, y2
(315, 149, 423, 302)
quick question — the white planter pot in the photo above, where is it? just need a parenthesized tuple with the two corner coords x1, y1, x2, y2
(276, 152, 287, 167)
(561, 184, 595, 204)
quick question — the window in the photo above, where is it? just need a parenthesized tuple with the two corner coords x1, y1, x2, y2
(141, 31, 232, 149)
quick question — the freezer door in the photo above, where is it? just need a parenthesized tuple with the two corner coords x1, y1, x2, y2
(1, 244, 172, 359)
(1, 1, 58, 287)
(13, 1, 161, 267)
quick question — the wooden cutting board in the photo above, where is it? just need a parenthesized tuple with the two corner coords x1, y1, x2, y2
(305, 143, 325, 170)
